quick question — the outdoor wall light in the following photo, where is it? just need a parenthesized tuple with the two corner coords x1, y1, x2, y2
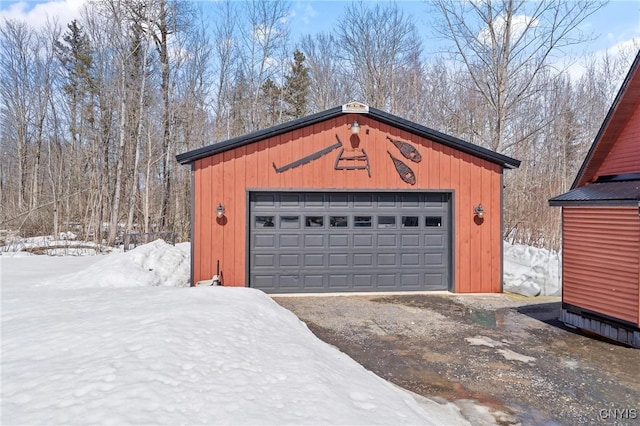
(216, 203, 226, 218)
(349, 120, 361, 134)
(474, 204, 485, 219)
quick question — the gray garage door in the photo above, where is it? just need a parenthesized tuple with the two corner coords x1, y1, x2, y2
(249, 192, 450, 293)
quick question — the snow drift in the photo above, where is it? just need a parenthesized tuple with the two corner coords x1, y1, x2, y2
(39, 239, 190, 288)
(1, 242, 471, 425)
(503, 241, 561, 297)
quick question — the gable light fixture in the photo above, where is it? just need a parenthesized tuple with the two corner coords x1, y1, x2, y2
(349, 120, 360, 134)
(216, 203, 226, 218)
(474, 204, 485, 219)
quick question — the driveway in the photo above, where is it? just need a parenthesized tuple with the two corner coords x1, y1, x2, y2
(274, 294, 639, 426)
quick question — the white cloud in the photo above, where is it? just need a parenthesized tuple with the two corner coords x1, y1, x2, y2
(0, 0, 87, 29)
(478, 14, 538, 46)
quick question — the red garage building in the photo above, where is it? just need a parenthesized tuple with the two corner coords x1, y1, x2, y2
(177, 102, 520, 294)
(550, 52, 640, 347)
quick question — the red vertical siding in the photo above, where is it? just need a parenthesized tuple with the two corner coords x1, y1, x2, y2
(193, 115, 504, 292)
(594, 103, 640, 178)
(562, 207, 640, 326)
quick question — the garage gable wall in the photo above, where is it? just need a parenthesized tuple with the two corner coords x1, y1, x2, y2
(193, 114, 503, 293)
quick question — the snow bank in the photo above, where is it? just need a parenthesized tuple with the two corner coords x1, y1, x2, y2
(40, 239, 190, 288)
(503, 241, 561, 297)
(1, 246, 471, 425)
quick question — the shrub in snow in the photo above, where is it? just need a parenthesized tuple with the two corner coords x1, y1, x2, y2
(503, 241, 561, 297)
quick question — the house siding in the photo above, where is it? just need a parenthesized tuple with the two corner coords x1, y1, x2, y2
(192, 114, 503, 293)
(562, 206, 640, 326)
(594, 103, 640, 179)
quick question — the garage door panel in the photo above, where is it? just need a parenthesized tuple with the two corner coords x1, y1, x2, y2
(253, 275, 275, 290)
(281, 193, 301, 206)
(280, 254, 301, 267)
(425, 273, 445, 289)
(354, 275, 373, 287)
(400, 274, 420, 286)
(377, 253, 397, 266)
(401, 194, 420, 207)
(304, 234, 324, 248)
(329, 274, 349, 289)
(401, 253, 420, 266)
(303, 275, 324, 289)
(329, 193, 348, 207)
(250, 192, 450, 293)
(329, 253, 349, 266)
(255, 234, 275, 248)
(253, 193, 276, 207)
(354, 193, 374, 207)
(425, 234, 444, 248)
(378, 274, 397, 287)
(279, 234, 300, 248)
(280, 275, 300, 288)
(329, 234, 349, 247)
(354, 253, 373, 266)
(254, 254, 275, 267)
(304, 193, 324, 207)
(304, 253, 324, 267)
(354, 234, 373, 247)
(377, 234, 397, 247)
(401, 234, 420, 247)
(425, 253, 444, 266)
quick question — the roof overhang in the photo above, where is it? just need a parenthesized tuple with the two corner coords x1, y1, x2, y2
(549, 180, 640, 207)
(176, 103, 520, 170)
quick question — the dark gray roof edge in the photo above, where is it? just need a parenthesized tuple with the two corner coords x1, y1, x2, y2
(549, 198, 639, 207)
(368, 107, 520, 169)
(176, 106, 343, 164)
(570, 49, 640, 189)
(176, 105, 521, 169)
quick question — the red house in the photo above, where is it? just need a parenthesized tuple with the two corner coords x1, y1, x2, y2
(177, 102, 519, 294)
(550, 51, 640, 347)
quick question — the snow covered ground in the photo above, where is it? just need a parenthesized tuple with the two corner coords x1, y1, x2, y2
(1, 241, 472, 425)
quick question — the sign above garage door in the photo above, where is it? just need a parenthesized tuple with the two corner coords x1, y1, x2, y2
(249, 192, 451, 294)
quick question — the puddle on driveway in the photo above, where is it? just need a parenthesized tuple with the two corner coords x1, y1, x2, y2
(465, 309, 505, 328)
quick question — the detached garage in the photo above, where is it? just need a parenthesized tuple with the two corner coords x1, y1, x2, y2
(177, 102, 520, 293)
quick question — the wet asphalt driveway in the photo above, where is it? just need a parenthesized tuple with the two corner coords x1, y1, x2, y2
(274, 294, 639, 426)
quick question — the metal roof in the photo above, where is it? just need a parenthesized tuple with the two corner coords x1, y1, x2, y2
(175, 105, 520, 169)
(549, 180, 640, 206)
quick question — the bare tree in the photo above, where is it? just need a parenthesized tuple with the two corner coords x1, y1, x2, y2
(431, 0, 605, 154)
(237, 0, 291, 131)
(337, 2, 422, 113)
(0, 20, 34, 213)
(299, 33, 347, 111)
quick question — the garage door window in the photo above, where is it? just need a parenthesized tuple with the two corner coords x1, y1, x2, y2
(255, 216, 275, 227)
(402, 216, 419, 227)
(330, 216, 348, 227)
(378, 216, 396, 228)
(280, 216, 300, 228)
(305, 216, 324, 227)
(425, 216, 442, 227)
(354, 216, 372, 227)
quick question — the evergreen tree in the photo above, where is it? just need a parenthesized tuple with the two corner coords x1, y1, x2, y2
(282, 50, 310, 119)
(260, 78, 282, 127)
(54, 20, 95, 135)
